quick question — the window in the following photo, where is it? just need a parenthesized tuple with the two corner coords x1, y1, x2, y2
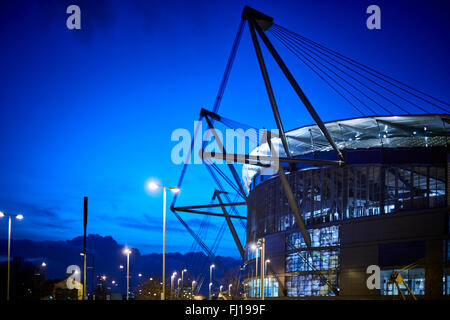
(287, 226, 339, 249)
(286, 274, 338, 297)
(380, 268, 425, 296)
(245, 277, 279, 298)
(286, 250, 339, 272)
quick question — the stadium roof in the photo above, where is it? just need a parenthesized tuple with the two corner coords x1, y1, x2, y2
(242, 114, 449, 189)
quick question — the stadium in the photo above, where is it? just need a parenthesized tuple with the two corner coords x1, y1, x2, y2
(243, 114, 449, 299)
(171, 7, 450, 300)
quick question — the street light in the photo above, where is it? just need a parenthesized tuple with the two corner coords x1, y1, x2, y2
(251, 243, 259, 297)
(178, 278, 182, 297)
(228, 284, 232, 297)
(265, 259, 270, 275)
(171, 272, 177, 299)
(191, 280, 196, 298)
(220, 285, 223, 294)
(1, 211, 23, 301)
(209, 264, 215, 300)
(181, 268, 187, 287)
(257, 238, 266, 300)
(123, 248, 132, 300)
(209, 282, 213, 300)
(147, 180, 180, 300)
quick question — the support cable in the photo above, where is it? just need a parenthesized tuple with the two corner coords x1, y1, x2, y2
(272, 23, 450, 113)
(272, 27, 413, 115)
(270, 28, 394, 115)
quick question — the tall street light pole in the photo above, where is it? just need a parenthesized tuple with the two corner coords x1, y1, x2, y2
(251, 243, 259, 298)
(209, 264, 215, 300)
(147, 181, 180, 301)
(0, 211, 23, 301)
(123, 248, 131, 300)
(257, 238, 266, 300)
(181, 268, 187, 287)
(170, 272, 177, 299)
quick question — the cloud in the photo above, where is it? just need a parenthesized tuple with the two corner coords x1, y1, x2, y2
(115, 214, 186, 233)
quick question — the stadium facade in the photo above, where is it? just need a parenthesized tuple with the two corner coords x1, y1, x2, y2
(243, 114, 449, 299)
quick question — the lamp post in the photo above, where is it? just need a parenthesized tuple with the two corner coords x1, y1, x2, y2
(265, 259, 270, 275)
(220, 285, 223, 294)
(209, 264, 215, 300)
(191, 280, 196, 298)
(171, 272, 177, 299)
(147, 181, 180, 300)
(257, 238, 266, 300)
(181, 268, 187, 287)
(251, 243, 259, 297)
(123, 248, 131, 300)
(178, 278, 182, 297)
(228, 284, 232, 297)
(1, 211, 23, 301)
(80, 252, 95, 299)
(209, 282, 213, 300)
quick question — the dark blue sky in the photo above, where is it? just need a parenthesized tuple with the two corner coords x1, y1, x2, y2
(0, 0, 448, 258)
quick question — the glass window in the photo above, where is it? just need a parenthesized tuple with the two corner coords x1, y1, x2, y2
(380, 268, 425, 296)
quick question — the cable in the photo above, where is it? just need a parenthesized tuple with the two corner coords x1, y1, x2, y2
(269, 29, 378, 115)
(273, 23, 450, 113)
(272, 27, 414, 115)
(271, 28, 394, 115)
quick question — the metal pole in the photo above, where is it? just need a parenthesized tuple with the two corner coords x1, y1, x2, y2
(162, 186, 167, 300)
(251, 16, 344, 161)
(7, 216, 11, 301)
(213, 191, 245, 260)
(260, 238, 265, 300)
(83, 197, 88, 300)
(247, 18, 291, 158)
(127, 253, 130, 300)
(126, 253, 130, 300)
(255, 247, 258, 298)
(91, 254, 95, 299)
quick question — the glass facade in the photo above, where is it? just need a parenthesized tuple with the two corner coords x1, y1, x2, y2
(245, 277, 279, 298)
(285, 226, 340, 296)
(444, 268, 450, 295)
(380, 268, 425, 296)
(286, 274, 338, 297)
(286, 250, 339, 272)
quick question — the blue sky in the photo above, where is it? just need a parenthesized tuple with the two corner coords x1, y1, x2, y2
(0, 0, 449, 258)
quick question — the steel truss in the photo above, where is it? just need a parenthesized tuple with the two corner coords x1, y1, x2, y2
(171, 7, 345, 277)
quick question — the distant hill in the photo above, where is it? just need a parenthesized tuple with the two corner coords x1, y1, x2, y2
(0, 234, 242, 296)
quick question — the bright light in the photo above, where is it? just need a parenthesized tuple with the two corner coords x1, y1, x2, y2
(112, 280, 116, 284)
(41, 262, 47, 267)
(123, 248, 131, 255)
(119, 265, 124, 269)
(102, 275, 106, 280)
(0, 211, 4, 217)
(170, 187, 180, 193)
(183, 269, 187, 272)
(250, 243, 257, 250)
(16, 214, 24, 220)
(266, 259, 271, 263)
(148, 182, 160, 190)
(138, 273, 142, 277)
(210, 264, 215, 268)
